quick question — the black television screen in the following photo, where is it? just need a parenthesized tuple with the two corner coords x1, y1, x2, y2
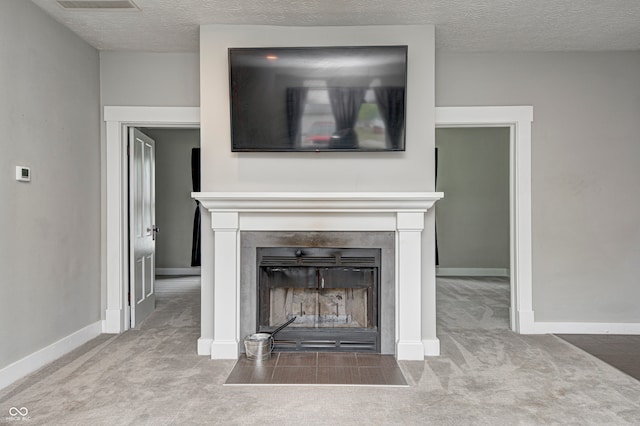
(229, 46, 408, 152)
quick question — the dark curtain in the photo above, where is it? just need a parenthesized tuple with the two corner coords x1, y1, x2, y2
(191, 148, 201, 267)
(328, 87, 366, 149)
(374, 87, 405, 149)
(285, 87, 309, 147)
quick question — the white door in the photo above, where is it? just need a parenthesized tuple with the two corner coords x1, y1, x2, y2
(129, 128, 157, 327)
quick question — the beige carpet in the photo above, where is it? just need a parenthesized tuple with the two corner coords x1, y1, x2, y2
(1, 276, 639, 424)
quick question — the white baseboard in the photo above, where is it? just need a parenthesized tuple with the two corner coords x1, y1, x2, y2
(422, 338, 440, 356)
(516, 310, 536, 334)
(197, 338, 213, 356)
(0, 321, 102, 390)
(210, 340, 239, 359)
(396, 341, 426, 360)
(155, 267, 201, 276)
(103, 308, 123, 334)
(436, 267, 509, 277)
(530, 322, 640, 335)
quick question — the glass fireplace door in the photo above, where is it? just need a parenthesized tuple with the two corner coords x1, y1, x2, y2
(256, 246, 380, 352)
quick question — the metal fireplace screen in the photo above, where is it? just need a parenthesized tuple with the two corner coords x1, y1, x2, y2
(257, 247, 380, 352)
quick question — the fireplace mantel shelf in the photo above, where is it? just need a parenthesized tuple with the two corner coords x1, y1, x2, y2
(192, 192, 444, 212)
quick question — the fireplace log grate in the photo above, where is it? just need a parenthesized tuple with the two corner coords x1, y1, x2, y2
(270, 329, 379, 352)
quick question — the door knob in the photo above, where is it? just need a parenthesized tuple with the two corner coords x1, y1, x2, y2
(147, 225, 159, 240)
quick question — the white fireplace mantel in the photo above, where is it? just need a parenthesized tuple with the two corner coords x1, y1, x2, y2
(192, 191, 443, 361)
(195, 192, 441, 212)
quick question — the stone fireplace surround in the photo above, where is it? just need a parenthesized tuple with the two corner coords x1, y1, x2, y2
(192, 192, 443, 361)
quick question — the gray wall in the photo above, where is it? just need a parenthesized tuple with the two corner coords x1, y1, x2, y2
(100, 52, 200, 107)
(435, 127, 510, 270)
(143, 129, 200, 270)
(0, 0, 100, 369)
(437, 51, 640, 323)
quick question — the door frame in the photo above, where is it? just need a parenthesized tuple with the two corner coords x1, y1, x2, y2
(104, 106, 200, 333)
(435, 106, 534, 333)
(103, 105, 533, 335)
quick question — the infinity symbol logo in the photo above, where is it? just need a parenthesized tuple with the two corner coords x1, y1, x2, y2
(9, 407, 28, 417)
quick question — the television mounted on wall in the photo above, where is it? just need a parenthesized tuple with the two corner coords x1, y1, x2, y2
(229, 45, 408, 152)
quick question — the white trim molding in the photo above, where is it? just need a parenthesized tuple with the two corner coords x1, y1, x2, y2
(197, 338, 214, 356)
(104, 106, 200, 335)
(196, 192, 442, 212)
(435, 106, 534, 334)
(422, 338, 441, 356)
(533, 322, 640, 335)
(436, 268, 510, 277)
(194, 192, 443, 361)
(0, 322, 102, 390)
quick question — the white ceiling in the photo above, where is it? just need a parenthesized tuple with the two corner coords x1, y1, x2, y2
(32, 0, 640, 52)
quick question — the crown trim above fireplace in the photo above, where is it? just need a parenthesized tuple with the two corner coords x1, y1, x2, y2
(192, 192, 443, 361)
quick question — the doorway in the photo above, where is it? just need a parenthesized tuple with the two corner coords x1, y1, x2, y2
(104, 107, 200, 333)
(435, 106, 534, 333)
(130, 127, 201, 329)
(435, 127, 511, 331)
(141, 128, 201, 278)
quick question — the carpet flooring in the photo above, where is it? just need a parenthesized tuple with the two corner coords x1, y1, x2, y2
(1, 276, 639, 424)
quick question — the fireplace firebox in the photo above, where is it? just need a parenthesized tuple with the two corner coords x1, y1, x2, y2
(257, 247, 380, 352)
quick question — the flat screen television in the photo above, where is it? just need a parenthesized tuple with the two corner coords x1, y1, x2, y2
(229, 45, 408, 152)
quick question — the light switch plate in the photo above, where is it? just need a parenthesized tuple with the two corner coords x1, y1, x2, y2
(16, 166, 30, 182)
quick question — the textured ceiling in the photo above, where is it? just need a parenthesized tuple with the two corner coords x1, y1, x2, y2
(32, 0, 640, 52)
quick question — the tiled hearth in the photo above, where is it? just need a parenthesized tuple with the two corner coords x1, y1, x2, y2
(225, 352, 407, 386)
(193, 192, 443, 361)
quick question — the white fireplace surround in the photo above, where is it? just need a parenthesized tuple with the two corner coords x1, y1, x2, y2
(193, 192, 443, 361)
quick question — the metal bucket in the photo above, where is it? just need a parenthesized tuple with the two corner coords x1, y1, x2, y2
(244, 333, 273, 361)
